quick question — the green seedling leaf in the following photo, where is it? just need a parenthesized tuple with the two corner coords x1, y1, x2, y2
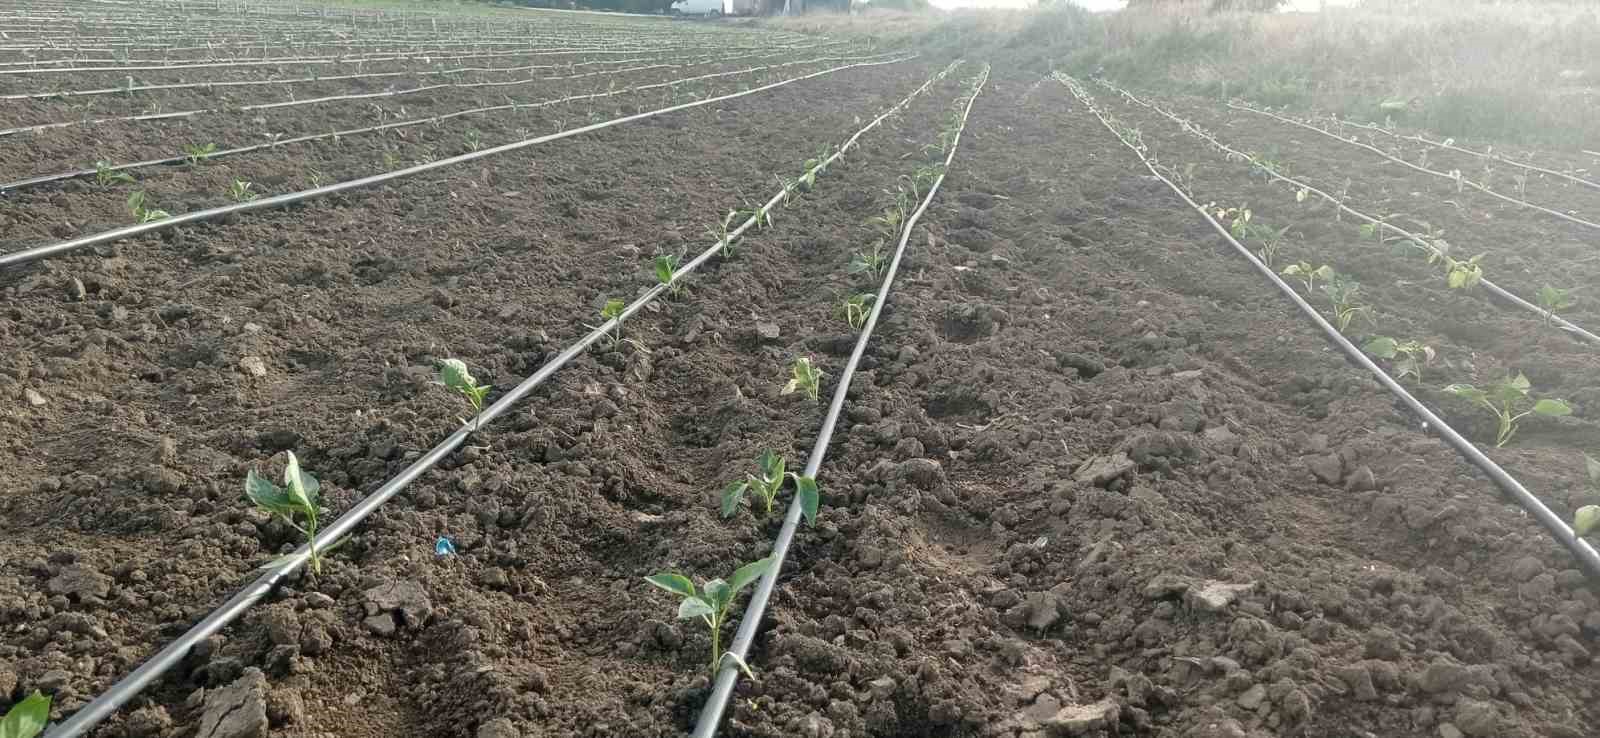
(720, 480, 750, 518)
(1533, 398, 1572, 417)
(703, 578, 732, 611)
(1363, 336, 1399, 359)
(1443, 384, 1489, 405)
(0, 690, 50, 738)
(244, 468, 297, 516)
(728, 556, 773, 596)
(781, 357, 824, 402)
(1575, 505, 1600, 537)
(645, 572, 697, 599)
(795, 475, 820, 526)
(282, 451, 319, 510)
(601, 299, 626, 322)
(678, 596, 715, 620)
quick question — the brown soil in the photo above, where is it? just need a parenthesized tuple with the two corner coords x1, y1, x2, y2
(3, 19, 1600, 738)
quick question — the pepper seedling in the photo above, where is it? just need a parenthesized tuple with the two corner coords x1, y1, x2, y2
(1320, 273, 1372, 333)
(93, 159, 134, 186)
(1536, 285, 1576, 329)
(247, 452, 341, 575)
(848, 240, 889, 281)
(183, 142, 218, 166)
(0, 690, 49, 738)
(1362, 336, 1436, 382)
(721, 450, 821, 524)
(435, 358, 491, 428)
(227, 179, 259, 202)
(601, 298, 626, 342)
(782, 357, 824, 402)
(1441, 252, 1485, 289)
(1280, 262, 1333, 296)
(654, 253, 682, 297)
(645, 556, 775, 676)
(838, 293, 875, 332)
(1444, 373, 1571, 447)
(126, 191, 171, 223)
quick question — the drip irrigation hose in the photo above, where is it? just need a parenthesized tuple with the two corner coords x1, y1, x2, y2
(689, 63, 992, 738)
(0, 54, 915, 269)
(39, 57, 951, 738)
(1092, 79, 1600, 348)
(1059, 74, 1600, 581)
(1308, 112, 1600, 194)
(0, 54, 891, 194)
(0, 43, 739, 74)
(1225, 101, 1600, 233)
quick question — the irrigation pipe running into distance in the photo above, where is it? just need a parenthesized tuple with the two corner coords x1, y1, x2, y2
(1091, 78, 1600, 348)
(1298, 112, 1600, 194)
(38, 57, 954, 738)
(1223, 101, 1600, 233)
(0, 51, 894, 138)
(690, 63, 992, 738)
(0, 54, 914, 264)
(1059, 74, 1600, 581)
(0, 54, 896, 193)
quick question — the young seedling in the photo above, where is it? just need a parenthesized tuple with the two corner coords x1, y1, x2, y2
(1575, 454, 1600, 537)
(1444, 373, 1571, 447)
(782, 357, 824, 402)
(645, 556, 774, 677)
(126, 191, 170, 223)
(1243, 220, 1292, 267)
(1320, 273, 1372, 333)
(1362, 336, 1436, 382)
(1281, 262, 1333, 297)
(654, 252, 682, 297)
(435, 358, 491, 428)
(867, 206, 905, 239)
(0, 690, 50, 738)
(1536, 285, 1576, 328)
(246, 451, 340, 575)
(463, 129, 482, 152)
(849, 240, 889, 281)
(94, 159, 134, 186)
(183, 142, 218, 165)
(837, 293, 875, 332)
(601, 298, 626, 341)
(1441, 253, 1485, 289)
(720, 450, 821, 524)
(227, 179, 259, 202)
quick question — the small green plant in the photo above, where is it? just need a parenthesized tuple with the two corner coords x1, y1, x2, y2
(1243, 220, 1292, 267)
(1320, 273, 1372, 333)
(849, 240, 889, 281)
(867, 206, 905, 238)
(227, 179, 258, 202)
(94, 160, 134, 186)
(126, 191, 170, 223)
(645, 556, 774, 677)
(837, 293, 875, 332)
(308, 169, 326, 188)
(1575, 454, 1600, 537)
(1444, 373, 1571, 447)
(463, 129, 482, 152)
(720, 450, 820, 524)
(1441, 252, 1485, 289)
(1281, 262, 1333, 296)
(601, 297, 626, 339)
(782, 357, 824, 402)
(1536, 285, 1575, 328)
(246, 451, 339, 575)
(435, 358, 491, 428)
(0, 690, 50, 738)
(654, 252, 682, 296)
(183, 142, 218, 165)
(1362, 336, 1436, 382)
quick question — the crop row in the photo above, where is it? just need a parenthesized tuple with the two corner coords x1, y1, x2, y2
(0, 55, 903, 212)
(1058, 74, 1600, 580)
(1088, 79, 1600, 348)
(3, 58, 973, 738)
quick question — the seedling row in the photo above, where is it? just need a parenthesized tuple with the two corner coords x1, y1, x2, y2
(1064, 75, 1600, 571)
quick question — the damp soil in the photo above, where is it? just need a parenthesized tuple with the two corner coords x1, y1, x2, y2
(3, 41, 1600, 738)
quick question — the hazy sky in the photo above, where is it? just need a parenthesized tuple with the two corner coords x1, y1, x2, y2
(929, 0, 1359, 10)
